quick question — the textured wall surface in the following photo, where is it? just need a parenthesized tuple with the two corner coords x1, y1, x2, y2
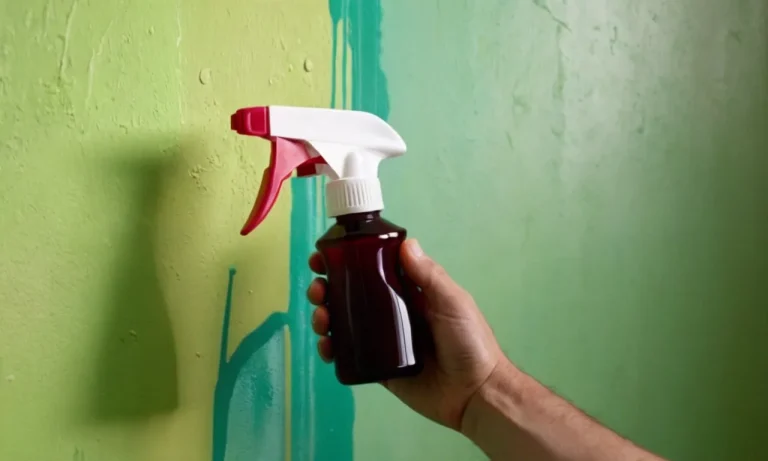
(0, 0, 332, 459)
(2, 0, 767, 460)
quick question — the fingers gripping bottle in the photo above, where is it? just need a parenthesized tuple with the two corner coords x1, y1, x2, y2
(230, 105, 426, 385)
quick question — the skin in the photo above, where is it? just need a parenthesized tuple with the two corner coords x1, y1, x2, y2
(307, 239, 667, 461)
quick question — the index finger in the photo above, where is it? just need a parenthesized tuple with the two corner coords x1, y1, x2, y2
(308, 252, 326, 275)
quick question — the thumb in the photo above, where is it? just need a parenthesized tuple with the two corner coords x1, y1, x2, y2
(401, 239, 458, 296)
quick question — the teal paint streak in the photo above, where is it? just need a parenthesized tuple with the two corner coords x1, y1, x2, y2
(212, 269, 288, 461)
(288, 176, 323, 461)
(329, 0, 389, 116)
(291, 1, 391, 459)
(217, 268, 236, 371)
(346, 0, 390, 118)
(210, 0, 388, 458)
(303, 2, 390, 459)
(209, 182, 349, 461)
(288, 176, 356, 461)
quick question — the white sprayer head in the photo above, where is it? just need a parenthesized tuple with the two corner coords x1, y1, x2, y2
(231, 105, 406, 234)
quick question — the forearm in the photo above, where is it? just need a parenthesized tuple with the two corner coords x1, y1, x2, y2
(461, 359, 665, 461)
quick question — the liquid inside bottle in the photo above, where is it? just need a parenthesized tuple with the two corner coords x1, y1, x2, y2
(316, 211, 426, 385)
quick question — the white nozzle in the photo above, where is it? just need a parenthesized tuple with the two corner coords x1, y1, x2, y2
(269, 106, 406, 217)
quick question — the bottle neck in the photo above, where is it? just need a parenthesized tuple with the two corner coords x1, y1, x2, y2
(335, 210, 381, 225)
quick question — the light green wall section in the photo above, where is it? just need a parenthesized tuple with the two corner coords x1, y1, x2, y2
(354, 1, 768, 460)
(0, 0, 331, 459)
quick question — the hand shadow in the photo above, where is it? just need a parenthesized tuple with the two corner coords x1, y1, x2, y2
(82, 137, 179, 424)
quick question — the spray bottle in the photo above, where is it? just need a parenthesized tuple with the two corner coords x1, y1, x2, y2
(230, 105, 426, 385)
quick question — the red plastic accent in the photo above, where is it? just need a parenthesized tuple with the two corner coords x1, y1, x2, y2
(240, 137, 312, 235)
(231, 106, 330, 234)
(296, 157, 326, 177)
(231, 107, 271, 137)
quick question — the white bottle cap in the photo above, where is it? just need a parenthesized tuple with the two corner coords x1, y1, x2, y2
(325, 177, 384, 217)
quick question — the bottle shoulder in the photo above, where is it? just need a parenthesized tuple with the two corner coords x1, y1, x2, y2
(317, 215, 406, 246)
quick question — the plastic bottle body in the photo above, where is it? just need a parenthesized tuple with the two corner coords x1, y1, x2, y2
(316, 212, 425, 385)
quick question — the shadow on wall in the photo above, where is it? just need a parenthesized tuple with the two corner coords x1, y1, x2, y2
(82, 137, 180, 423)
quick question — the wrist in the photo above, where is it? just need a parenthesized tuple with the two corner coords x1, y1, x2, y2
(460, 360, 662, 461)
(461, 358, 526, 442)
(462, 359, 564, 460)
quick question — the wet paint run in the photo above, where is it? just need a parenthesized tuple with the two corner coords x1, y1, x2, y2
(210, 1, 389, 459)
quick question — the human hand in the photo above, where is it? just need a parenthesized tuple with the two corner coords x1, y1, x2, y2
(306, 238, 505, 431)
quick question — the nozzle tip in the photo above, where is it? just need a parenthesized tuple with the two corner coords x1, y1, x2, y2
(231, 106, 270, 137)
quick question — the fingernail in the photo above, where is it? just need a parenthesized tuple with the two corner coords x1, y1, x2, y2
(407, 239, 424, 258)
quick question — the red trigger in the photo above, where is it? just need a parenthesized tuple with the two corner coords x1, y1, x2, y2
(240, 138, 312, 235)
(297, 157, 327, 177)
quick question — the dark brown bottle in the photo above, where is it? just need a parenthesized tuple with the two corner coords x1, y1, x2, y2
(316, 211, 426, 385)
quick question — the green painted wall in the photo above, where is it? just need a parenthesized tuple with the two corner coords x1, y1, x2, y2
(2, 0, 767, 460)
(359, 1, 768, 460)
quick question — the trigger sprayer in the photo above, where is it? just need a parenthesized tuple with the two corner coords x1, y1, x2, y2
(231, 105, 426, 385)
